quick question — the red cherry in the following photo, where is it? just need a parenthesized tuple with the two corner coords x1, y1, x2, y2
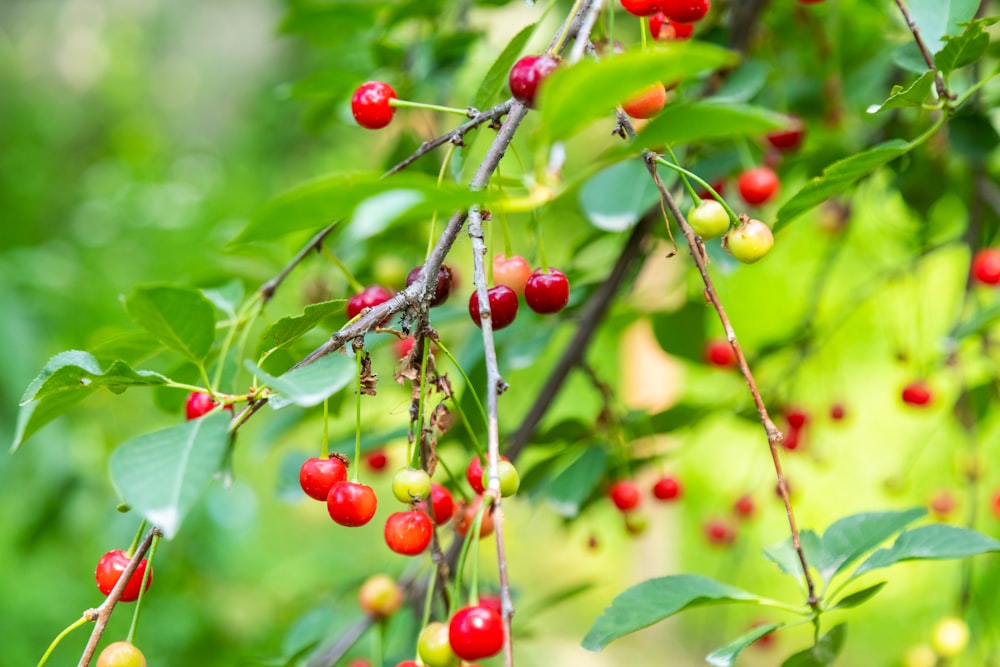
(704, 518, 736, 546)
(704, 339, 737, 368)
(737, 167, 780, 205)
(508, 55, 559, 108)
(347, 285, 394, 319)
(448, 605, 505, 661)
(406, 264, 454, 307)
(384, 510, 433, 555)
(395, 662, 420, 667)
(649, 13, 695, 40)
(622, 83, 668, 120)
(971, 249, 1000, 285)
(468, 286, 519, 330)
(364, 448, 389, 472)
(765, 116, 806, 152)
(327, 481, 378, 527)
(454, 497, 495, 538)
(479, 594, 503, 616)
(351, 81, 397, 130)
(299, 455, 349, 501)
(95, 549, 153, 602)
(784, 407, 809, 430)
(492, 254, 532, 295)
(782, 427, 802, 451)
(830, 403, 846, 421)
(417, 482, 456, 525)
(608, 480, 641, 512)
(619, 0, 661, 17)
(395, 337, 416, 359)
(467, 456, 487, 495)
(524, 268, 570, 314)
(901, 381, 933, 407)
(651, 475, 683, 501)
(660, 0, 711, 23)
(929, 491, 956, 518)
(733, 494, 756, 519)
(185, 391, 233, 420)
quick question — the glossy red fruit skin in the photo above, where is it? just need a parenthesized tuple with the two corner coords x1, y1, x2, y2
(649, 13, 695, 40)
(704, 518, 736, 546)
(765, 116, 806, 152)
(347, 285, 394, 319)
(468, 286, 519, 330)
(660, 0, 711, 23)
(619, 0, 661, 17)
(492, 254, 532, 295)
(704, 339, 737, 367)
(448, 605, 505, 661)
(406, 265, 454, 306)
(327, 481, 378, 527)
(524, 268, 570, 314)
(737, 167, 780, 205)
(385, 510, 433, 555)
(608, 480, 641, 512)
(479, 594, 502, 616)
(652, 475, 683, 501)
(351, 81, 397, 129)
(95, 550, 153, 602)
(509, 55, 558, 108)
(299, 455, 349, 501)
(426, 482, 456, 525)
(185, 391, 232, 420)
(622, 83, 668, 120)
(971, 249, 1000, 285)
(901, 381, 933, 407)
(467, 456, 487, 495)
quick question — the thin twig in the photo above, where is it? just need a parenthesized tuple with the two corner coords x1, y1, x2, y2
(78, 527, 162, 667)
(259, 224, 338, 303)
(642, 153, 820, 608)
(894, 0, 952, 101)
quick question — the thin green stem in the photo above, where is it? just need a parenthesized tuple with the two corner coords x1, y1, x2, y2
(549, 0, 587, 55)
(126, 520, 147, 557)
(451, 525, 477, 617)
(757, 596, 813, 615)
(322, 248, 365, 293)
(126, 534, 160, 645)
(639, 17, 648, 51)
(389, 98, 470, 117)
(37, 616, 89, 667)
(195, 362, 214, 400)
(435, 457, 472, 503)
(468, 498, 491, 607)
(434, 339, 489, 440)
(654, 157, 739, 221)
(449, 391, 484, 457)
(663, 145, 701, 203)
(321, 398, 330, 459)
(371, 619, 383, 667)
(232, 298, 265, 391)
(211, 293, 262, 392)
(421, 566, 438, 629)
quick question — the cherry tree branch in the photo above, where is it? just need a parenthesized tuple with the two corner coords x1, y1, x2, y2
(894, 0, 952, 102)
(78, 527, 162, 667)
(641, 154, 819, 608)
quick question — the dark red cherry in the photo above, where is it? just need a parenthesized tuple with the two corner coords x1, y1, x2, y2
(468, 286, 518, 330)
(524, 268, 570, 314)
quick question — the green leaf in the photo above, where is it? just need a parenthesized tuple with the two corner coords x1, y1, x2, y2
(829, 581, 887, 610)
(538, 44, 738, 142)
(109, 412, 231, 539)
(582, 575, 762, 651)
(235, 172, 491, 245)
(11, 389, 92, 452)
(774, 140, 912, 230)
(708, 59, 770, 103)
(952, 294, 1000, 339)
(543, 446, 608, 518)
(247, 353, 357, 409)
(764, 529, 824, 578)
(819, 508, 926, 580)
(780, 624, 846, 667)
(202, 280, 245, 319)
(19, 350, 169, 405)
(622, 101, 787, 154)
(471, 22, 535, 110)
(855, 524, 1000, 576)
(578, 159, 661, 231)
(125, 285, 217, 363)
(706, 623, 781, 667)
(871, 71, 935, 112)
(935, 19, 993, 74)
(907, 0, 980, 54)
(258, 300, 346, 354)
(650, 301, 708, 362)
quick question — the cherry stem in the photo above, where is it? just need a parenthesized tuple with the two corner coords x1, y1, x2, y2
(211, 292, 262, 392)
(420, 566, 438, 630)
(321, 398, 330, 459)
(370, 619, 383, 667)
(468, 497, 491, 607)
(321, 247, 365, 294)
(352, 348, 363, 483)
(639, 17, 648, 51)
(662, 145, 703, 204)
(388, 98, 470, 117)
(37, 616, 89, 667)
(126, 533, 160, 645)
(434, 339, 489, 451)
(654, 156, 739, 222)
(126, 520, 147, 558)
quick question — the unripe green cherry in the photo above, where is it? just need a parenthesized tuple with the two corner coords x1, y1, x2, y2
(417, 622, 459, 667)
(687, 200, 731, 239)
(725, 217, 774, 264)
(481, 459, 521, 497)
(358, 573, 403, 618)
(96, 641, 146, 667)
(392, 468, 432, 503)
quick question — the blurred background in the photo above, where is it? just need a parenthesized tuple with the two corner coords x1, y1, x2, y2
(2, 0, 1000, 666)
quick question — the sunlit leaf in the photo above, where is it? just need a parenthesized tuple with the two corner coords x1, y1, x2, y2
(109, 412, 231, 539)
(764, 529, 824, 578)
(20, 350, 169, 405)
(707, 623, 781, 667)
(247, 353, 357, 409)
(829, 581, 887, 610)
(259, 300, 346, 354)
(125, 285, 217, 363)
(907, 0, 980, 54)
(854, 524, 1000, 576)
(819, 508, 926, 580)
(870, 71, 935, 112)
(11, 390, 92, 452)
(582, 575, 762, 651)
(780, 624, 846, 667)
(623, 101, 787, 154)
